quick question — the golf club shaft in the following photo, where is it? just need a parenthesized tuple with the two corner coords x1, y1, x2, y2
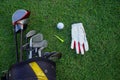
(14, 29, 19, 62)
(20, 26, 23, 62)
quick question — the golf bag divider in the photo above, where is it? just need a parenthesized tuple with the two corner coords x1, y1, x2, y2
(7, 57, 56, 80)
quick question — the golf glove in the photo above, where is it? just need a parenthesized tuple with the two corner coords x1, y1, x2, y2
(71, 23, 89, 54)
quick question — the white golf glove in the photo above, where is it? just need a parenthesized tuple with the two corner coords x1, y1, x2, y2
(71, 23, 89, 54)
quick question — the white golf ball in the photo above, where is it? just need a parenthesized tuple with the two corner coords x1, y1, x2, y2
(57, 22, 64, 30)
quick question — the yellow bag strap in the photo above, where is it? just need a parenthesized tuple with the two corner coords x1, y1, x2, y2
(29, 62, 48, 80)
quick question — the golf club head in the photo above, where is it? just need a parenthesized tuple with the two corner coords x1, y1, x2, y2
(48, 52, 62, 61)
(37, 40, 48, 57)
(12, 9, 30, 32)
(42, 52, 62, 61)
(26, 30, 36, 39)
(31, 33, 43, 43)
(41, 40, 48, 48)
(32, 40, 48, 48)
(12, 9, 30, 25)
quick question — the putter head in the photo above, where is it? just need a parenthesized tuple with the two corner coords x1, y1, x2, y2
(12, 9, 30, 32)
(26, 30, 36, 39)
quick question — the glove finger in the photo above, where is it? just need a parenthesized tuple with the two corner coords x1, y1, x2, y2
(71, 40, 75, 49)
(84, 37, 89, 51)
(80, 44, 84, 55)
(75, 41, 79, 54)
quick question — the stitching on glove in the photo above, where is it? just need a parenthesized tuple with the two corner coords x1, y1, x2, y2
(78, 42, 80, 54)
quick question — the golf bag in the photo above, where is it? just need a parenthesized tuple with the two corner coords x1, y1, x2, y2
(1, 57, 56, 80)
(1, 9, 62, 80)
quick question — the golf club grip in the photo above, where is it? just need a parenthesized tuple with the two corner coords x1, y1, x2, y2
(20, 30, 23, 62)
(14, 29, 19, 62)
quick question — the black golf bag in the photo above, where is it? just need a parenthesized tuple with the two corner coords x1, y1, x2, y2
(1, 57, 56, 80)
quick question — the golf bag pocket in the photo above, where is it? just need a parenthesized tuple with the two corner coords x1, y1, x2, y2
(7, 58, 56, 80)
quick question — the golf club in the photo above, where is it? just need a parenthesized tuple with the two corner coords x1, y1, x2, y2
(12, 9, 30, 62)
(29, 33, 43, 59)
(17, 19, 29, 62)
(36, 40, 48, 57)
(24, 30, 37, 56)
(26, 30, 36, 42)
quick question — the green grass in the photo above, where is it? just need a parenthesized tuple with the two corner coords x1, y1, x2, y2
(0, 0, 120, 80)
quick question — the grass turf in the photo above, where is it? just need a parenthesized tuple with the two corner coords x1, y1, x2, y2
(0, 0, 120, 80)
